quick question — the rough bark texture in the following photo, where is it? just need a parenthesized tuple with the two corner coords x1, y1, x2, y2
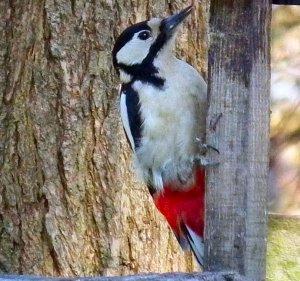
(0, 272, 250, 281)
(205, 1, 271, 280)
(0, 0, 208, 277)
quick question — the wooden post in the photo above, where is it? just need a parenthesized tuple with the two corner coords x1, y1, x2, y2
(204, 1, 271, 281)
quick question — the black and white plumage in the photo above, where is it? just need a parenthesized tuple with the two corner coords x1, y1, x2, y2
(112, 6, 207, 266)
(119, 83, 142, 150)
(113, 6, 207, 191)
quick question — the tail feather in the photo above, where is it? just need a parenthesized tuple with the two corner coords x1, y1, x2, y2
(182, 223, 204, 266)
(152, 168, 205, 266)
(173, 231, 190, 251)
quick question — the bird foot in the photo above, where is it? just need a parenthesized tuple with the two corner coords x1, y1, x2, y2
(193, 138, 219, 167)
(195, 138, 219, 155)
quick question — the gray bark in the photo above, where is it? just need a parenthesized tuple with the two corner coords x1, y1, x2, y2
(204, 1, 271, 280)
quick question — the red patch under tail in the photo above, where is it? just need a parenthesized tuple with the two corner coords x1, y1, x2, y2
(152, 168, 205, 264)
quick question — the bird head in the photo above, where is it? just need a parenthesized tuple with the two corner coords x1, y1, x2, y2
(112, 6, 193, 83)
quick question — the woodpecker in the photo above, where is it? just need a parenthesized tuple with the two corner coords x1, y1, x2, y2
(112, 6, 207, 266)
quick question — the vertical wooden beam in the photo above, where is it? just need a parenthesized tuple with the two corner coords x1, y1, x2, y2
(204, 1, 271, 280)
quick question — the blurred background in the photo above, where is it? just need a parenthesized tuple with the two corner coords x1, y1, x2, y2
(270, 5, 300, 215)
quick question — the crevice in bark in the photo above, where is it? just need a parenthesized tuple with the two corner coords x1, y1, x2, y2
(56, 149, 68, 195)
(42, 4, 54, 61)
(43, 218, 61, 276)
(70, 0, 76, 17)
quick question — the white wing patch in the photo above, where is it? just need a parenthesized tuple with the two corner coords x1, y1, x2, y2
(120, 92, 135, 150)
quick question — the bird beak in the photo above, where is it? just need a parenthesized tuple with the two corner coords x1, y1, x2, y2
(162, 5, 193, 34)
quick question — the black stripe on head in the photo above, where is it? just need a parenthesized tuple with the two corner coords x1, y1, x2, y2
(142, 19, 171, 64)
(113, 20, 168, 89)
(112, 21, 150, 71)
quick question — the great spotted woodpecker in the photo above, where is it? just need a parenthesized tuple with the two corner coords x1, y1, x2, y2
(112, 6, 207, 266)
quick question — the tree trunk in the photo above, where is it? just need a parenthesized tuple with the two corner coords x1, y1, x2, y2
(204, 1, 271, 280)
(0, 0, 208, 277)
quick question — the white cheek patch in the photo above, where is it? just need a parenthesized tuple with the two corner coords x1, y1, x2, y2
(116, 33, 152, 66)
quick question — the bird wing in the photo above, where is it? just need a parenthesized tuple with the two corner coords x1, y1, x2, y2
(119, 83, 143, 150)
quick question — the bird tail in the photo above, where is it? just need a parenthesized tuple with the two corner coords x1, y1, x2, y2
(152, 168, 205, 266)
(181, 223, 204, 266)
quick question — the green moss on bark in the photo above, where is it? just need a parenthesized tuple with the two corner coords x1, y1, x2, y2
(267, 214, 300, 281)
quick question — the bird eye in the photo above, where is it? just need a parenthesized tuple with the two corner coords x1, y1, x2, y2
(138, 31, 151, 40)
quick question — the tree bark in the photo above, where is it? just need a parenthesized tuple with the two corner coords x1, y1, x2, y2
(0, 0, 208, 277)
(204, 1, 271, 280)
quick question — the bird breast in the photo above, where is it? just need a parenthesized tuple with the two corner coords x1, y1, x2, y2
(132, 77, 199, 180)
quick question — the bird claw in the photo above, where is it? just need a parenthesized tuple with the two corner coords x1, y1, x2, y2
(194, 138, 220, 167)
(195, 138, 220, 155)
